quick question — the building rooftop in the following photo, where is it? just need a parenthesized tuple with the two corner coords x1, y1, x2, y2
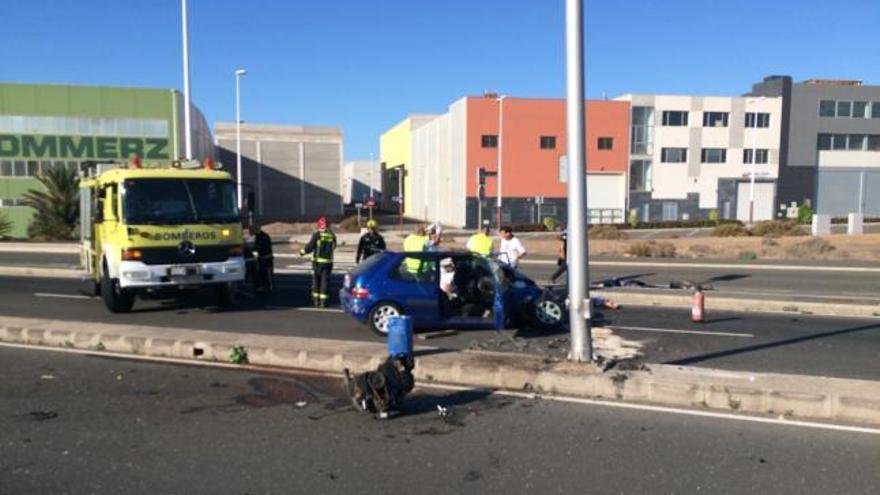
(801, 79, 863, 87)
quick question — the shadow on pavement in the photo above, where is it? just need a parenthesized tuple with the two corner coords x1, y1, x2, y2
(665, 321, 880, 367)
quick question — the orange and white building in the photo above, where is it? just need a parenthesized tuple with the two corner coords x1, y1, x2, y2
(381, 94, 630, 228)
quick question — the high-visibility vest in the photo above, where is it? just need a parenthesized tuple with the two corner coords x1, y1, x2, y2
(467, 233, 493, 257)
(312, 231, 336, 264)
(403, 234, 428, 273)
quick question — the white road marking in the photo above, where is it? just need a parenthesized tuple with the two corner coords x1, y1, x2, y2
(34, 292, 91, 300)
(425, 381, 880, 436)
(5, 341, 876, 436)
(297, 307, 344, 313)
(610, 325, 754, 338)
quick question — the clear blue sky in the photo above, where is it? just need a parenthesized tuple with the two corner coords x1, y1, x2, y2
(3, 0, 879, 160)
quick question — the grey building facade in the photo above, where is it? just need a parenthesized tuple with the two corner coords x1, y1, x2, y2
(748, 76, 880, 217)
(214, 123, 343, 223)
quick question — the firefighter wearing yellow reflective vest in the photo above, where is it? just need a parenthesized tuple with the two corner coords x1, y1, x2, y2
(466, 225, 493, 257)
(402, 224, 429, 273)
(299, 217, 337, 307)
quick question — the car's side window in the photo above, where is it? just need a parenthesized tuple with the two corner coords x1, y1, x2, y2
(391, 257, 437, 284)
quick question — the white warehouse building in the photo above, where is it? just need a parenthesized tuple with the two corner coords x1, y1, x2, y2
(616, 94, 783, 222)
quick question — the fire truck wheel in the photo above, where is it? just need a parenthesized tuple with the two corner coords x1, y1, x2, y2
(100, 270, 135, 313)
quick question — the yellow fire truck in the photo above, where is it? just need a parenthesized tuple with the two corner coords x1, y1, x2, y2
(80, 159, 246, 313)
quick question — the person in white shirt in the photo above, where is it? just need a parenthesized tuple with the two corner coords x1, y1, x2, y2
(498, 226, 527, 268)
(439, 257, 457, 297)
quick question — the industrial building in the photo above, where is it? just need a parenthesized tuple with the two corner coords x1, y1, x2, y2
(214, 123, 343, 223)
(0, 83, 212, 238)
(382, 95, 630, 228)
(748, 75, 880, 218)
(379, 115, 437, 214)
(615, 93, 783, 221)
(342, 160, 382, 205)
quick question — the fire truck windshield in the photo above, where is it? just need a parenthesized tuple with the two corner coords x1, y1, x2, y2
(122, 178, 240, 225)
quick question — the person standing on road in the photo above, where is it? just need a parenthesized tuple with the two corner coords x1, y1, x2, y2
(498, 226, 527, 269)
(550, 227, 568, 284)
(425, 223, 442, 252)
(249, 225, 274, 291)
(402, 224, 428, 274)
(299, 217, 336, 307)
(466, 225, 493, 257)
(356, 220, 386, 263)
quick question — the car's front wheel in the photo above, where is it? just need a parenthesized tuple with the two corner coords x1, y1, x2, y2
(368, 302, 402, 336)
(531, 297, 564, 330)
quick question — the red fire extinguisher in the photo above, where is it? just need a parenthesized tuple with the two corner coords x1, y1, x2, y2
(691, 288, 705, 323)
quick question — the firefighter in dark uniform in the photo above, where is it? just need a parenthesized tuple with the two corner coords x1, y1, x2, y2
(249, 225, 274, 292)
(356, 219, 386, 263)
(299, 217, 337, 307)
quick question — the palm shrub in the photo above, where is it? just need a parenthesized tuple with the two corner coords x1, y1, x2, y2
(21, 166, 80, 240)
(0, 210, 12, 238)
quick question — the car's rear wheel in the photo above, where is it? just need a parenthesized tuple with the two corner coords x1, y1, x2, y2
(532, 297, 564, 330)
(368, 302, 402, 336)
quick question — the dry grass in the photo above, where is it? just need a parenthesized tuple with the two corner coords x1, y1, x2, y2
(589, 225, 628, 240)
(711, 224, 751, 237)
(750, 220, 806, 238)
(514, 233, 880, 261)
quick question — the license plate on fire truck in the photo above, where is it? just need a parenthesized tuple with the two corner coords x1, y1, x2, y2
(169, 265, 201, 277)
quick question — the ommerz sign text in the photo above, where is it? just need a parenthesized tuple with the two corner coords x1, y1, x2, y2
(0, 134, 169, 160)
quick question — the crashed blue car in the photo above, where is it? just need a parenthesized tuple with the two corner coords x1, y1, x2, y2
(340, 251, 565, 335)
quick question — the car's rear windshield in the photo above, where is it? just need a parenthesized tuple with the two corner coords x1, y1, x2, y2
(349, 251, 388, 277)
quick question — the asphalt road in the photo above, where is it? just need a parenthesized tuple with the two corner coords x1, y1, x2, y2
(3, 251, 880, 304)
(1, 346, 877, 494)
(2, 274, 879, 381)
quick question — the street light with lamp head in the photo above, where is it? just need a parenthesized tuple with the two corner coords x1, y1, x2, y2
(748, 96, 766, 225)
(235, 68, 247, 210)
(496, 94, 507, 229)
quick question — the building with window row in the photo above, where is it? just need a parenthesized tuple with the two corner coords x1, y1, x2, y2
(748, 76, 880, 218)
(615, 94, 783, 221)
(0, 83, 212, 238)
(382, 95, 630, 228)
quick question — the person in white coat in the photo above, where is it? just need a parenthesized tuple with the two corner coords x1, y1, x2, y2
(497, 226, 527, 269)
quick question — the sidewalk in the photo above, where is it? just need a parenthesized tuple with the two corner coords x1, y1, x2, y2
(2, 315, 877, 427)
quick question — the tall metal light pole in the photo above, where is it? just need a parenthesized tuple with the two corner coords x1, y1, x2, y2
(181, 0, 193, 160)
(234, 69, 247, 209)
(748, 96, 765, 225)
(369, 152, 375, 221)
(495, 95, 507, 229)
(565, 0, 592, 362)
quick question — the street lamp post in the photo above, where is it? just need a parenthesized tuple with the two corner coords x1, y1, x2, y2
(495, 95, 507, 229)
(235, 69, 247, 210)
(748, 96, 766, 225)
(369, 152, 375, 221)
(565, 0, 592, 362)
(181, 0, 193, 160)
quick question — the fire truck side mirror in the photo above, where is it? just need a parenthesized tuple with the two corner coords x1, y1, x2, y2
(246, 192, 256, 212)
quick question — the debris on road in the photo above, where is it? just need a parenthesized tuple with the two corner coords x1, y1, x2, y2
(343, 355, 415, 419)
(25, 410, 58, 421)
(417, 329, 459, 340)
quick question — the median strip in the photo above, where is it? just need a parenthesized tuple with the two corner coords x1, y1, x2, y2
(610, 325, 754, 338)
(0, 315, 877, 427)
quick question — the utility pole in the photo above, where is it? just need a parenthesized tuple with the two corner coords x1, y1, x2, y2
(496, 95, 507, 228)
(181, 0, 193, 160)
(369, 153, 375, 221)
(748, 96, 765, 225)
(234, 69, 247, 210)
(565, 0, 592, 362)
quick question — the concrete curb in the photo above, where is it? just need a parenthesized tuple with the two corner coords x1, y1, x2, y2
(0, 242, 79, 254)
(594, 289, 880, 319)
(0, 266, 85, 279)
(1, 315, 878, 427)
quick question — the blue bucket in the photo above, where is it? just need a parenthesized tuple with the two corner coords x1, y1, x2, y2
(387, 315, 413, 358)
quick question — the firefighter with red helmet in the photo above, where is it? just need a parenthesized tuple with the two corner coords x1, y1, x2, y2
(299, 217, 337, 307)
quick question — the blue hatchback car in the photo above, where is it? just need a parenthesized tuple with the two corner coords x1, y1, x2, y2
(340, 251, 565, 335)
